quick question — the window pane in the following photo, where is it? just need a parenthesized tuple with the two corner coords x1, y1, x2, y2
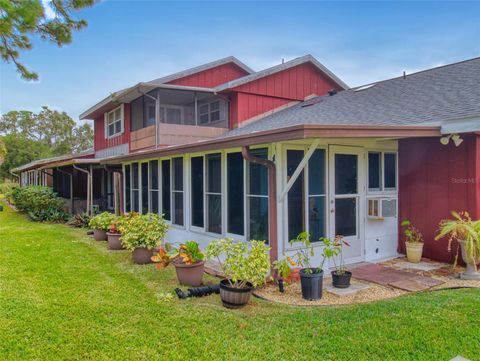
(108, 112, 114, 123)
(108, 123, 115, 136)
(334, 154, 357, 195)
(211, 111, 220, 122)
(131, 97, 144, 131)
(125, 165, 131, 212)
(141, 163, 148, 214)
(227, 152, 244, 235)
(173, 158, 183, 191)
(368, 152, 381, 190)
(335, 198, 357, 237)
(211, 101, 219, 111)
(207, 153, 221, 193)
(191, 156, 204, 227)
(248, 148, 268, 196)
(149, 160, 158, 190)
(132, 191, 140, 212)
(150, 191, 159, 213)
(144, 97, 156, 127)
(207, 194, 222, 234)
(199, 114, 209, 124)
(173, 192, 184, 226)
(308, 196, 326, 242)
(132, 163, 139, 189)
(248, 196, 268, 242)
(384, 153, 397, 189)
(287, 150, 305, 241)
(161, 160, 171, 221)
(115, 120, 122, 134)
(199, 104, 209, 114)
(166, 108, 181, 124)
(308, 149, 325, 195)
(114, 108, 121, 120)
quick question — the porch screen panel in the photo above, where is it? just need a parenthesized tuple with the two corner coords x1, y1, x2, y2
(227, 152, 244, 235)
(149, 160, 159, 214)
(141, 163, 149, 214)
(172, 157, 184, 226)
(124, 165, 131, 212)
(191, 156, 204, 228)
(131, 163, 140, 212)
(308, 149, 326, 242)
(247, 148, 268, 243)
(287, 150, 305, 241)
(161, 160, 171, 221)
(368, 152, 381, 191)
(384, 153, 397, 189)
(206, 153, 222, 234)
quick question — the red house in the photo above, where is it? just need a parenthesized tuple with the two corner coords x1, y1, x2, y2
(13, 55, 480, 268)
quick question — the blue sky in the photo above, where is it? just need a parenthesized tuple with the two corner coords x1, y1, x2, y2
(1, 1, 479, 123)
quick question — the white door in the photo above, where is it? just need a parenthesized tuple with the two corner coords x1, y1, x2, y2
(328, 146, 364, 264)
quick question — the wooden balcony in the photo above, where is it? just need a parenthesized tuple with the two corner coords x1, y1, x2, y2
(130, 124, 228, 152)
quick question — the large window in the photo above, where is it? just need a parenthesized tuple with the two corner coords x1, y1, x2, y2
(141, 163, 149, 214)
(149, 160, 159, 213)
(172, 157, 184, 226)
(191, 156, 204, 228)
(287, 150, 305, 241)
(308, 150, 326, 242)
(161, 160, 171, 221)
(199, 100, 221, 124)
(105, 106, 123, 138)
(131, 163, 140, 212)
(247, 148, 269, 242)
(227, 152, 244, 235)
(206, 153, 222, 234)
(368, 151, 397, 191)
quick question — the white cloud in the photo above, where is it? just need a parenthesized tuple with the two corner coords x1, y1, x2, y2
(41, 0, 56, 19)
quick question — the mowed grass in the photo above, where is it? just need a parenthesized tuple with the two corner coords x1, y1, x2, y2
(0, 200, 479, 361)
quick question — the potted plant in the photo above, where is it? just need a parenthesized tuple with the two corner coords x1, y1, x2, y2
(289, 232, 337, 300)
(88, 212, 116, 241)
(169, 241, 206, 287)
(435, 211, 480, 280)
(206, 238, 270, 309)
(401, 220, 424, 263)
(331, 235, 352, 288)
(272, 257, 295, 293)
(118, 213, 169, 264)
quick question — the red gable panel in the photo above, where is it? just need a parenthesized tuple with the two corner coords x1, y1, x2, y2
(94, 103, 131, 151)
(166, 63, 250, 88)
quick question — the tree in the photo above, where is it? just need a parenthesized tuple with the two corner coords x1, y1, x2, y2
(0, 0, 94, 80)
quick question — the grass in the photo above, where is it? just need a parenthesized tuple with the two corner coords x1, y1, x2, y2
(0, 199, 479, 361)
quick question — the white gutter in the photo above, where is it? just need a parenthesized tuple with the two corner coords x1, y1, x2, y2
(440, 116, 480, 134)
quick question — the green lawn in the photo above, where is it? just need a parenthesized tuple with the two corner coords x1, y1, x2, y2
(1, 200, 479, 361)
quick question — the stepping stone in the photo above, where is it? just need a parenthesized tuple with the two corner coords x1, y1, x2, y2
(325, 282, 370, 297)
(414, 276, 444, 287)
(388, 279, 430, 292)
(394, 261, 445, 272)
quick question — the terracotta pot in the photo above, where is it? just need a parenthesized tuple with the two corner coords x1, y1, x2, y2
(219, 279, 253, 309)
(174, 261, 205, 287)
(93, 229, 107, 241)
(459, 240, 480, 280)
(406, 242, 423, 263)
(132, 247, 153, 264)
(107, 232, 124, 250)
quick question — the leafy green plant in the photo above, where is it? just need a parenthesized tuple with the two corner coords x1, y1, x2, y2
(206, 238, 271, 289)
(119, 213, 169, 251)
(435, 211, 480, 268)
(331, 235, 350, 275)
(170, 241, 205, 265)
(108, 212, 138, 234)
(401, 220, 424, 243)
(0, 181, 16, 195)
(88, 212, 116, 231)
(273, 258, 294, 280)
(67, 212, 91, 228)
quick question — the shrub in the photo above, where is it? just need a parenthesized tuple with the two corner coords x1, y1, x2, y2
(0, 181, 16, 195)
(119, 213, 169, 251)
(108, 212, 139, 234)
(67, 212, 91, 228)
(88, 212, 116, 231)
(206, 238, 271, 288)
(9, 186, 68, 222)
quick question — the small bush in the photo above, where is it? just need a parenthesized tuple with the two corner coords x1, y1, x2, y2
(67, 212, 91, 228)
(119, 213, 169, 251)
(9, 186, 68, 222)
(88, 212, 117, 231)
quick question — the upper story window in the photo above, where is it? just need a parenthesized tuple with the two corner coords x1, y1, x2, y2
(199, 100, 221, 124)
(105, 105, 124, 138)
(368, 151, 397, 192)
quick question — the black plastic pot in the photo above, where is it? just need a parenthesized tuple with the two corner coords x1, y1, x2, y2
(300, 268, 324, 300)
(219, 279, 253, 309)
(278, 278, 285, 293)
(331, 271, 352, 288)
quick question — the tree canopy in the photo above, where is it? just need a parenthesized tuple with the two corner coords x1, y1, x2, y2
(0, 0, 94, 80)
(0, 107, 93, 179)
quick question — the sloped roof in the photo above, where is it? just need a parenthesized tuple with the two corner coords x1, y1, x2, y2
(222, 57, 480, 138)
(11, 149, 95, 173)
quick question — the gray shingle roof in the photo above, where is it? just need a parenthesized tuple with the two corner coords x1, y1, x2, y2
(222, 57, 480, 138)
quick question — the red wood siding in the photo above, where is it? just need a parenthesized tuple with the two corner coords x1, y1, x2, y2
(94, 103, 131, 151)
(166, 63, 249, 88)
(398, 134, 479, 263)
(229, 63, 342, 127)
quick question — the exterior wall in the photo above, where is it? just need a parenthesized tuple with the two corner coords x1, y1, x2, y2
(94, 103, 131, 152)
(398, 134, 479, 263)
(166, 63, 249, 88)
(229, 63, 344, 127)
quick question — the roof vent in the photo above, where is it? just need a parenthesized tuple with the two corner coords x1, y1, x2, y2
(328, 89, 337, 96)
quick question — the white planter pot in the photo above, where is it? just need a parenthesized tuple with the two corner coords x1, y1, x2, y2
(406, 242, 423, 263)
(459, 240, 480, 280)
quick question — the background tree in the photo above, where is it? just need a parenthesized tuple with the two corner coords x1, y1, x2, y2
(0, 107, 93, 179)
(0, 0, 95, 80)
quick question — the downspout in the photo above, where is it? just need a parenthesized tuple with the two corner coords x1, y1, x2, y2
(56, 168, 74, 214)
(241, 146, 278, 262)
(73, 164, 92, 216)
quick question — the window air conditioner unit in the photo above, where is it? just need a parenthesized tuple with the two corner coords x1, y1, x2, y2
(367, 198, 397, 220)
